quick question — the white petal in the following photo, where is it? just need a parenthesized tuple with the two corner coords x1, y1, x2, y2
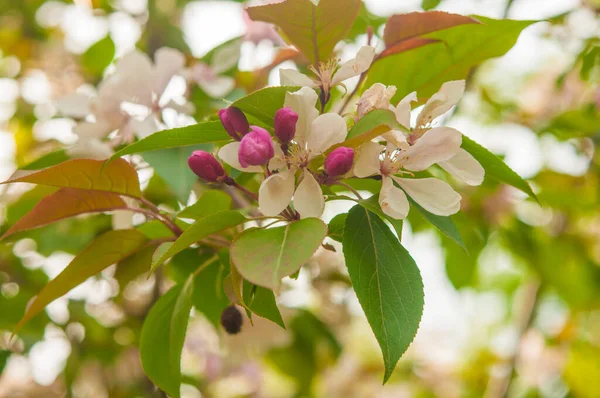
(379, 176, 409, 219)
(439, 148, 485, 186)
(218, 142, 263, 173)
(402, 126, 462, 171)
(394, 91, 417, 129)
(294, 171, 324, 218)
(198, 75, 235, 98)
(259, 170, 295, 216)
(279, 69, 317, 87)
(67, 138, 114, 160)
(210, 40, 241, 74)
(73, 121, 113, 140)
(357, 83, 397, 119)
(164, 99, 195, 114)
(284, 87, 319, 146)
(394, 177, 461, 216)
(131, 115, 160, 139)
(306, 113, 347, 156)
(382, 130, 409, 150)
(56, 93, 92, 118)
(268, 144, 287, 171)
(416, 80, 465, 127)
(353, 141, 383, 178)
(153, 47, 186, 97)
(333, 46, 376, 84)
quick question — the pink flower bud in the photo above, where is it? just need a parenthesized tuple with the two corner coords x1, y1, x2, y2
(325, 147, 354, 177)
(274, 107, 298, 143)
(188, 150, 226, 182)
(219, 107, 249, 140)
(238, 126, 274, 168)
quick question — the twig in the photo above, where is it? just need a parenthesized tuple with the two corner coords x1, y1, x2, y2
(138, 197, 183, 236)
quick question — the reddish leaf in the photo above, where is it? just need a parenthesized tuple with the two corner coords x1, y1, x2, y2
(378, 37, 440, 59)
(1, 158, 141, 198)
(247, 0, 361, 64)
(2, 188, 128, 239)
(383, 11, 480, 47)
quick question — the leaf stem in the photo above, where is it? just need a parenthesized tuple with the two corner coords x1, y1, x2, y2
(137, 197, 184, 236)
(192, 255, 219, 277)
(334, 181, 363, 200)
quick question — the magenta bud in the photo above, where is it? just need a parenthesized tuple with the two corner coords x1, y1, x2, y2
(219, 107, 249, 140)
(325, 147, 354, 177)
(188, 150, 226, 182)
(274, 107, 298, 143)
(238, 126, 274, 168)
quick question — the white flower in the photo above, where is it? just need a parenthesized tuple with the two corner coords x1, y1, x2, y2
(358, 80, 485, 186)
(354, 127, 463, 218)
(188, 40, 240, 98)
(219, 87, 347, 218)
(279, 46, 375, 93)
(56, 48, 189, 159)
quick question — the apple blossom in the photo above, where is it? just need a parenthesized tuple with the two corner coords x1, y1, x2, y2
(274, 107, 298, 143)
(325, 147, 354, 177)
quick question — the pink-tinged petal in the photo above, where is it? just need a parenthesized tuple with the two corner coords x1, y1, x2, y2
(333, 46, 376, 84)
(394, 91, 417, 129)
(306, 113, 347, 156)
(394, 177, 461, 216)
(354, 142, 383, 178)
(259, 170, 295, 216)
(416, 80, 465, 128)
(284, 87, 319, 146)
(294, 171, 324, 218)
(279, 69, 317, 87)
(439, 148, 485, 186)
(153, 47, 186, 97)
(218, 142, 263, 173)
(73, 121, 114, 140)
(402, 126, 462, 171)
(131, 115, 159, 139)
(197, 72, 235, 98)
(56, 93, 92, 118)
(357, 83, 397, 118)
(379, 176, 410, 219)
(382, 130, 409, 150)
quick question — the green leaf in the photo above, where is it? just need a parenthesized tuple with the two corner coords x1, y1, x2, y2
(327, 213, 347, 243)
(143, 146, 202, 203)
(177, 251, 229, 328)
(114, 243, 159, 289)
(422, 0, 442, 10)
(243, 281, 285, 328)
(109, 121, 229, 161)
(365, 17, 535, 101)
(247, 0, 361, 64)
(359, 195, 403, 238)
(81, 36, 115, 76)
(179, 190, 232, 219)
(231, 218, 327, 291)
(407, 196, 466, 250)
(20, 149, 69, 170)
(231, 86, 301, 127)
(0, 350, 9, 376)
(343, 205, 424, 383)
(140, 278, 194, 398)
(346, 109, 402, 140)
(151, 211, 246, 272)
(461, 135, 537, 201)
(15, 229, 147, 332)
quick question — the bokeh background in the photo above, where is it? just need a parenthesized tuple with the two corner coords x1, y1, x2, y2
(1, 0, 599, 397)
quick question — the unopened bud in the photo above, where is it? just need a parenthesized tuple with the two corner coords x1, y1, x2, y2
(325, 146, 354, 177)
(238, 126, 274, 168)
(274, 107, 298, 143)
(188, 150, 226, 182)
(219, 107, 249, 140)
(220, 305, 243, 334)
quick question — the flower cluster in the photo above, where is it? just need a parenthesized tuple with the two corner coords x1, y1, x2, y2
(188, 47, 484, 222)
